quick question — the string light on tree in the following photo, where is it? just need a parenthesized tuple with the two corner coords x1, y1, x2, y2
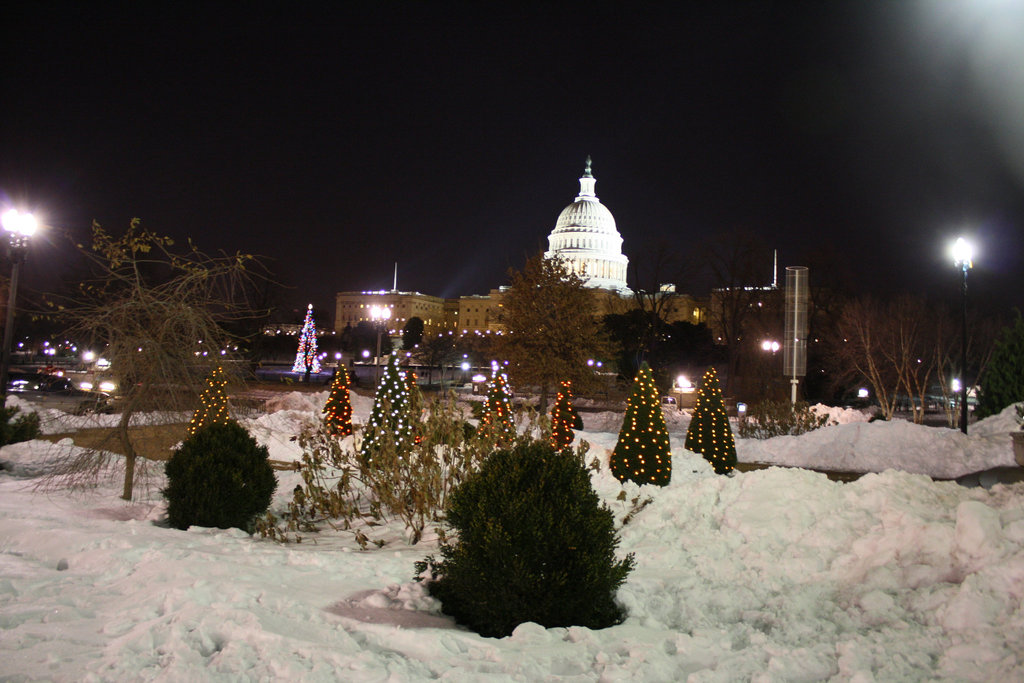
(322, 366, 354, 437)
(188, 365, 231, 435)
(292, 304, 322, 375)
(610, 362, 671, 486)
(550, 380, 582, 450)
(480, 366, 515, 445)
(362, 353, 416, 458)
(684, 367, 737, 474)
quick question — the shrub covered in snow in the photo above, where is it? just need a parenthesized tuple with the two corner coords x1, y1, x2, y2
(0, 406, 40, 446)
(419, 440, 634, 638)
(737, 400, 833, 439)
(164, 421, 277, 531)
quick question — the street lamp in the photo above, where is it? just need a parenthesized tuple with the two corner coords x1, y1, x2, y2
(952, 237, 973, 434)
(0, 210, 37, 400)
(370, 304, 391, 385)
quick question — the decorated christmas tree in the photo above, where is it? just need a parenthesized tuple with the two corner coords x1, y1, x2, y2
(362, 354, 416, 457)
(322, 366, 354, 437)
(291, 303, 322, 376)
(479, 367, 515, 444)
(685, 367, 736, 474)
(187, 365, 231, 436)
(550, 380, 581, 450)
(610, 362, 671, 486)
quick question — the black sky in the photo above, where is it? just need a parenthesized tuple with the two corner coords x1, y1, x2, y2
(2, 1, 1023, 323)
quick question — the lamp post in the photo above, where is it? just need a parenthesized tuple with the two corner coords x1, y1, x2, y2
(370, 304, 391, 386)
(0, 210, 37, 400)
(953, 237, 973, 434)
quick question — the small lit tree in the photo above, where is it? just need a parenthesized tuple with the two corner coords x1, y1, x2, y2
(550, 380, 581, 450)
(479, 367, 515, 445)
(685, 367, 736, 474)
(322, 366, 354, 437)
(292, 303, 321, 378)
(362, 354, 416, 458)
(187, 365, 231, 436)
(610, 362, 671, 486)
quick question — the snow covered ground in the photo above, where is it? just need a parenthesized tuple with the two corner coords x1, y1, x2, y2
(1, 393, 1023, 681)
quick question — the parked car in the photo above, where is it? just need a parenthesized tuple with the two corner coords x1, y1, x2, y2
(7, 373, 113, 415)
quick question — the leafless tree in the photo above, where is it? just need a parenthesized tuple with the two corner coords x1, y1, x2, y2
(702, 231, 775, 395)
(46, 219, 268, 500)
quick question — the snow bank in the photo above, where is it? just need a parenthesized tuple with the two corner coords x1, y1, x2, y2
(1, 396, 1023, 680)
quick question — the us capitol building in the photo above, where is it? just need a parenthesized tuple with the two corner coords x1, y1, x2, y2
(334, 158, 703, 337)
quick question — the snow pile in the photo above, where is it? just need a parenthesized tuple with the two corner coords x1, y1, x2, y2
(738, 404, 1020, 478)
(1, 397, 1023, 680)
(810, 403, 873, 424)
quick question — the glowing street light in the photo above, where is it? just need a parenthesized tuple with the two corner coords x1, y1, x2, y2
(370, 304, 391, 385)
(0, 209, 38, 399)
(953, 237, 973, 434)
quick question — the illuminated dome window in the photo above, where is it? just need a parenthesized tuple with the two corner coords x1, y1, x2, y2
(545, 157, 630, 293)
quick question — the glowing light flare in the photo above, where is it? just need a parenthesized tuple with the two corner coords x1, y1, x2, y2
(951, 237, 974, 270)
(2, 209, 38, 237)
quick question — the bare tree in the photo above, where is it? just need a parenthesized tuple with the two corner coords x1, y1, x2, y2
(48, 219, 267, 500)
(702, 231, 775, 396)
(830, 296, 901, 418)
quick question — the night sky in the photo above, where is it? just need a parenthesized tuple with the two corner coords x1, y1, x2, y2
(2, 1, 1023, 324)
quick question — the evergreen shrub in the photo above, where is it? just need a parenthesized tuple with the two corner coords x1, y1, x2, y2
(164, 421, 277, 531)
(419, 440, 634, 638)
(0, 406, 41, 446)
(737, 400, 832, 439)
(976, 313, 1024, 419)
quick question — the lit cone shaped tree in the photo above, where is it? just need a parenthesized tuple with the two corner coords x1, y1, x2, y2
(685, 367, 737, 474)
(188, 366, 231, 436)
(322, 367, 354, 437)
(550, 380, 580, 450)
(479, 368, 515, 445)
(362, 354, 415, 458)
(291, 303, 322, 375)
(610, 362, 671, 486)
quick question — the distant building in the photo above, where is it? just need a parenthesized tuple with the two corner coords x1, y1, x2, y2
(544, 156, 630, 294)
(334, 159, 704, 336)
(334, 290, 449, 336)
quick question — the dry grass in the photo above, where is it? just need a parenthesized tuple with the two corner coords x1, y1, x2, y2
(40, 423, 189, 461)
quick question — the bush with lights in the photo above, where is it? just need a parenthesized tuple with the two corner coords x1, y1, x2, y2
(478, 368, 516, 445)
(164, 421, 278, 531)
(417, 440, 635, 638)
(550, 380, 582, 450)
(362, 353, 419, 459)
(684, 367, 736, 474)
(187, 365, 231, 436)
(322, 366, 354, 437)
(610, 362, 672, 486)
(291, 303, 322, 376)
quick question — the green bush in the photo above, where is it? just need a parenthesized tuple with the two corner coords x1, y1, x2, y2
(737, 400, 832, 439)
(418, 440, 634, 638)
(976, 313, 1024, 419)
(164, 421, 277, 531)
(0, 406, 41, 446)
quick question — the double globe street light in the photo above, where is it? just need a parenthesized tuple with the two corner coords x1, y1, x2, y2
(0, 209, 38, 400)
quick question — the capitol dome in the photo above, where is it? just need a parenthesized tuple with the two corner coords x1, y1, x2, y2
(545, 157, 630, 293)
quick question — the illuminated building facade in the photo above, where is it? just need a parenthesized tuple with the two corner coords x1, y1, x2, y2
(334, 160, 703, 336)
